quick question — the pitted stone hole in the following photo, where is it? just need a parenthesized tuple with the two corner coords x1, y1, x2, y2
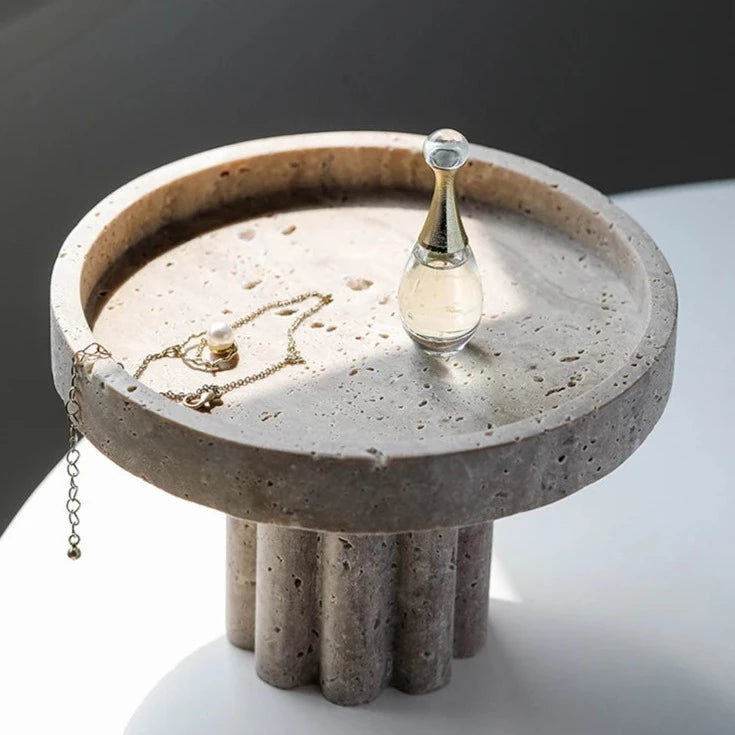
(419, 399, 428, 407)
(294, 578, 302, 588)
(345, 277, 373, 291)
(282, 224, 296, 235)
(278, 308, 298, 316)
(243, 279, 261, 290)
(274, 626, 281, 633)
(338, 537, 353, 550)
(311, 322, 324, 328)
(127, 385, 137, 393)
(342, 560, 350, 571)
(326, 325, 337, 332)
(557, 455, 566, 463)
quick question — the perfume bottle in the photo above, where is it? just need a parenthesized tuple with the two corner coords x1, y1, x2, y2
(398, 129, 483, 355)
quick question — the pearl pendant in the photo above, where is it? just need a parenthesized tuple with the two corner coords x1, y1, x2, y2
(206, 321, 235, 354)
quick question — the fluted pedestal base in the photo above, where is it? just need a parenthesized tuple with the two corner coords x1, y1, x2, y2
(226, 517, 493, 705)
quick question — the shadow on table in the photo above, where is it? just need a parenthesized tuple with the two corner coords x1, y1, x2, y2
(124, 599, 733, 735)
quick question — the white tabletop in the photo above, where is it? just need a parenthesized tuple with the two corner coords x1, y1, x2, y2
(2, 181, 733, 734)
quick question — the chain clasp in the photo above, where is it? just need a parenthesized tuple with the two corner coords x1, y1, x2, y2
(182, 388, 220, 411)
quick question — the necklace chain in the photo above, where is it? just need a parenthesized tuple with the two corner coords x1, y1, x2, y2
(133, 291, 331, 409)
(63, 291, 332, 558)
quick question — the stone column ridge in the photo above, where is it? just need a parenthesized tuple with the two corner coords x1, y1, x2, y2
(227, 517, 493, 705)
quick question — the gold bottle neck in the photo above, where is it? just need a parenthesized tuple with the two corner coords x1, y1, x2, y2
(418, 169, 468, 255)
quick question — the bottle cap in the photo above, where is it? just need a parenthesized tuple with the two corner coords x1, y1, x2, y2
(423, 129, 469, 171)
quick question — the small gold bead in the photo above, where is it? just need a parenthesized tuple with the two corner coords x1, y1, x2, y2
(67, 546, 81, 560)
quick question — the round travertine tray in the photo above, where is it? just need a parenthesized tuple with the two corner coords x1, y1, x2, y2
(50, 132, 677, 533)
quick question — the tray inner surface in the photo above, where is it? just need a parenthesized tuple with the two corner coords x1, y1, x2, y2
(90, 190, 645, 452)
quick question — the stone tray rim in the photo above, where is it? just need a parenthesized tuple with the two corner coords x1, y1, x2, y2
(50, 131, 677, 531)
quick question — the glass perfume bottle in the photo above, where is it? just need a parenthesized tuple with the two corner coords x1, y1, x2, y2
(398, 129, 483, 355)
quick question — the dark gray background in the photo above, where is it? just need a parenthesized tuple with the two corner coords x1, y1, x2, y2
(0, 0, 732, 534)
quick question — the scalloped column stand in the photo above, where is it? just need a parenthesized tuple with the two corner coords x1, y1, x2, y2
(49, 131, 677, 710)
(226, 517, 493, 705)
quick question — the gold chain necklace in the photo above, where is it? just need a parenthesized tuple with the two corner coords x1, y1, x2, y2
(134, 291, 332, 410)
(63, 291, 332, 559)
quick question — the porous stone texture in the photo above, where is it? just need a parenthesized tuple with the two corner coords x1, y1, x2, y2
(49, 132, 677, 534)
(393, 528, 458, 693)
(454, 522, 494, 657)
(255, 524, 319, 688)
(49, 132, 678, 704)
(225, 516, 256, 650)
(232, 517, 492, 705)
(320, 532, 395, 704)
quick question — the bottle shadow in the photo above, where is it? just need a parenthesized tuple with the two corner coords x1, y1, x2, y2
(124, 598, 733, 735)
